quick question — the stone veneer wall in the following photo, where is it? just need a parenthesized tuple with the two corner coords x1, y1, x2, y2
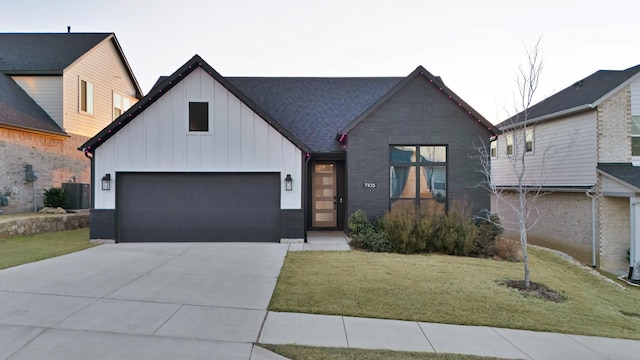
(0, 213, 89, 239)
(492, 191, 595, 264)
(597, 193, 630, 274)
(597, 85, 631, 163)
(0, 128, 91, 214)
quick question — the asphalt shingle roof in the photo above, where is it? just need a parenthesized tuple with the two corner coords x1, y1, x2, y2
(0, 72, 65, 135)
(0, 33, 111, 73)
(499, 64, 640, 128)
(228, 77, 403, 153)
(598, 163, 640, 190)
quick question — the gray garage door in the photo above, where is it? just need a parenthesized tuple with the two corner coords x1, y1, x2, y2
(117, 172, 280, 242)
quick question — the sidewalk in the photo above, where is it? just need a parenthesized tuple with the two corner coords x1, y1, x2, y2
(258, 311, 640, 360)
(260, 232, 640, 360)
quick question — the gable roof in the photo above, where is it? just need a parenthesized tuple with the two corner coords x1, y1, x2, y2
(340, 66, 498, 137)
(228, 77, 403, 153)
(0, 32, 142, 97)
(499, 64, 640, 129)
(597, 163, 640, 193)
(0, 72, 66, 136)
(80, 55, 310, 154)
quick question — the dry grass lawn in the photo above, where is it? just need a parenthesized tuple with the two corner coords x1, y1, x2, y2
(269, 246, 640, 340)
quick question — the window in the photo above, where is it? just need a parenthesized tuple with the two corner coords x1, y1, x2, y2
(490, 140, 497, 158)
(113, 92, 131, 120)
(80, 79, 94, 114)
(390, 145, 446, 215)
(525, 128, 534, 153)
(506, 134, 513, 156)
(505, 128, 533, 156)
(189, 102, 209, 131)
(632, 116, 640, 156)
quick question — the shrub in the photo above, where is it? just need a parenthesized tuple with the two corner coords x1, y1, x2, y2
(352, 226, 392, 253)
(433, 201, 477, 256)
(43, 187, 69, 209)
(382, 209, 423, 254)
(348, 209, 372, 236)
(471, 214, 504, 258)
(493, 238, 522, 262)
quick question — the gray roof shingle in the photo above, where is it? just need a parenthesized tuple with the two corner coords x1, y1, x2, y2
(228, 77, 403, 153)
(499, 64, 640, 128)
(0, 33, 111, 73)
(598, 163, 640, 190)
(0, 72, 66, 135)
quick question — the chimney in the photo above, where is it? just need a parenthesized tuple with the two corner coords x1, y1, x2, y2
(67, 26, 71, 33)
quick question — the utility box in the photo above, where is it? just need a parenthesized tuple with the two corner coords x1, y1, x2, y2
(62, 183, 91, 209)
(25, 164, 36, 182)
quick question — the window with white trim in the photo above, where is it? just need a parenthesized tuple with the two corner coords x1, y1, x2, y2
(113, 92, 131, 120)
(80, 79, 94, 114)
(490, 140, 497, 158)
(506, 134, 513, 156)
(632, 116, 640, 156)
(525, 128, 534, 153)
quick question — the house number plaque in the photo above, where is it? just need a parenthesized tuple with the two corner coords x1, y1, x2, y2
(363, 182, 376, 188)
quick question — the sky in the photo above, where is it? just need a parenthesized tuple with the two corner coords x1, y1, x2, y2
(2, 0, 639, 124)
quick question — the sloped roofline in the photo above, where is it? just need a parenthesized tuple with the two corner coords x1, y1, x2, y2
(65, 33, 143, 99)
(339, 66, 499, 136)
(79, 55, 310, 154)
(499, 65, 640, 131)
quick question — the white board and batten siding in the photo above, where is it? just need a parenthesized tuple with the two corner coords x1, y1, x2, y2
(63, 36, 138, 137)
(492, 111, 597, 187)
(94, 67, 302, 210)
(11, 76, 64, 128)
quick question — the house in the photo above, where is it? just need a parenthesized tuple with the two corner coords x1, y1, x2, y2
(0, 32, 142, 213)
(491, 64, 640, 277)
(80, 55, 498, 243)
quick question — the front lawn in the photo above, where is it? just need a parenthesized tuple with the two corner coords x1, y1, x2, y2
(269, 247, 640, 340)
(0, 228, 94, 269)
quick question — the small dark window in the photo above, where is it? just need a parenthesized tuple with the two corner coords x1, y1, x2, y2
(189, 102, 209, 131)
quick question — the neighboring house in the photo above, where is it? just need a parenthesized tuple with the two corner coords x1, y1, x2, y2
(491, 64, 640, 277)
(80, 55, 498, 243)
(0, 32, 142, 213)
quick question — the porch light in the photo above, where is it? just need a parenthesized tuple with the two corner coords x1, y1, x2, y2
(284, 174, 293, 191)
(101, 173, 111, 191)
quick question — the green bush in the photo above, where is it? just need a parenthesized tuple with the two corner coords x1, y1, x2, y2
(382, 209, 422, 254)
(43, 187, 69, 209)
(471, 214, 504, 258)
(436, 204, 477, 256)
(348, 209, 372, 236)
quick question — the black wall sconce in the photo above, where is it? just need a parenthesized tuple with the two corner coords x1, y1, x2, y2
(101, 173, 111, 191)
(284, 174, 293, 191)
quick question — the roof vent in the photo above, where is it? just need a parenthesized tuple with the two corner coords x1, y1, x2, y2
(573, 80, 584, 88)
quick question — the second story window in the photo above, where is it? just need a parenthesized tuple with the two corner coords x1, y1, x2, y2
(490, 140, 497, 158)
(80, 79, 94, 114)
(189, 102, 209, 131)
(632, 116, 640, 156)
(113, 93, 131, 120)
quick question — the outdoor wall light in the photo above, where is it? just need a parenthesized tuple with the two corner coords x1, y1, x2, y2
(101, 173, 111, 191)
(284, 174, 293, 191)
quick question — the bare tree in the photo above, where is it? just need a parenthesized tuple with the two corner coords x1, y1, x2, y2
(475, 39, 545, 288)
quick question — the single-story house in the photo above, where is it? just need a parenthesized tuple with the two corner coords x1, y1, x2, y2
(80, 55, 498, 242)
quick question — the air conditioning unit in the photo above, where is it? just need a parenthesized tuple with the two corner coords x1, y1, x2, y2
(62, 183, 91, 209)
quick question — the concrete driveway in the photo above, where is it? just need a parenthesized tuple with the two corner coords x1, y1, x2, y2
(0, 243, 289, 360)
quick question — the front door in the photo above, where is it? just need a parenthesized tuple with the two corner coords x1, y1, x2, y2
(312, 163, 337, 227)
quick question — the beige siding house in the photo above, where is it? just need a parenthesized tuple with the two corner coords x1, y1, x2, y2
(492, 64, 640, 279)
(0, 32, 142, 213)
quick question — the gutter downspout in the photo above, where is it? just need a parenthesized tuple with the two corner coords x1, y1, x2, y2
(585, 191, 597, 268)
(303, 153, 311, 243)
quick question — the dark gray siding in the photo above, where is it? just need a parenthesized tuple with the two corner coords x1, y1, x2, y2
(281, 209, 304, 238)
(346, 76, 492, 220)
(90, 209, 115, 240)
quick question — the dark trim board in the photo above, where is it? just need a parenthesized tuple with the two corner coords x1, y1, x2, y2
(115, 172, 281, 242)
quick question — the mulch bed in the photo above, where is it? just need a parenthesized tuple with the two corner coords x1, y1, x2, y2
(501, 279, 565, 302)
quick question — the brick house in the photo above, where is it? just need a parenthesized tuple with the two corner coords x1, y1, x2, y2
(491, 64, 640, 277)
(0, 33, 141, 213)
(80, 55, 498, 243)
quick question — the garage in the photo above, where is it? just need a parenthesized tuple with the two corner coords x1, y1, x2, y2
(116, 172, 280, 242)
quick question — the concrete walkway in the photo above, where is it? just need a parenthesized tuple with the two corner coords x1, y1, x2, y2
(1, 232, 639, 359)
